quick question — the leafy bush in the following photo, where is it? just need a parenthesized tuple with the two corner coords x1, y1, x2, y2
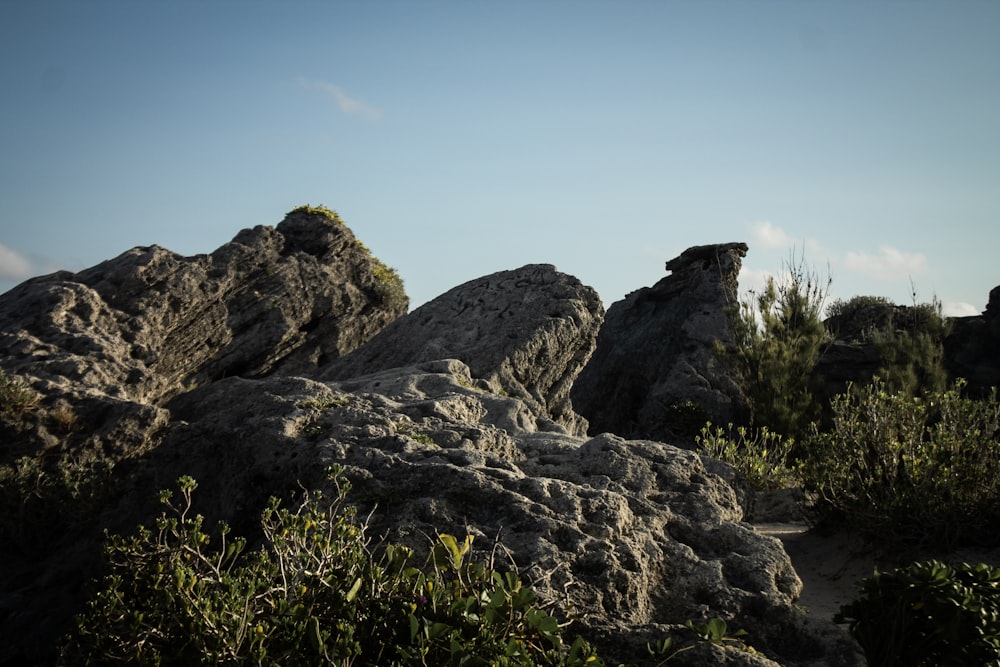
(372, 260, 407, 311)
(0, 367, 39, 427)
(871, 297, 950, 398)
(0, 452, 115, 555)
(836, 559, 1000, 666)
(824, 294, 893, 322)
(61, 467, 601, 666)
(696, 423, 797, 491)
(287, 203, 344, 224)
(720, 253, 830, 440)
(802, 378, 1000, 548)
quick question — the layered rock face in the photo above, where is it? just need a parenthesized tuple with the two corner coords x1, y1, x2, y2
(0, 218, 861, 666)
(946, 285, 1000, 397)
(0, 208, 405, 407)
(322, 264, 603, 436)
(130, 360, 853, 667)
(572, 243, 750, 442)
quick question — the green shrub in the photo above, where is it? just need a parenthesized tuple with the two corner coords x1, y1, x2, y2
(0, 367, 39, 426)
(287, 203, 344, 224)
(824, 294, 893, 322)
(836, 559, 1000, 666)
(0, 451, 116, 555)
(372, 260, 407, 311)
(61, 467, 602, 666)
(720, 253, 830, 440)
(696, 423, 797, 491)
(871, 297, 950, 398)
(802, 378, 1000, 548)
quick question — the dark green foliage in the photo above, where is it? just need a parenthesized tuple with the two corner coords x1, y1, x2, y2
(721, 253, 830, 441)
(61, 467, 602, 666)
(0, 367, 39, 426)
(825, 294, 893, 322)
(837, 560, 1000, 666)
(802, 378, 1000, 549)
(371, 260, 407, 311)
(0, 452, 115, 555)
(872, 297, 950, 398)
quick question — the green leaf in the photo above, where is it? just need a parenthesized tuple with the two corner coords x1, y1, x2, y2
(307, 616, 323, 654)
(345, 576, 362, 602)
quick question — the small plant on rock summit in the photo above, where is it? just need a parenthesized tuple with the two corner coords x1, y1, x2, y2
(287, 203, 343, 224)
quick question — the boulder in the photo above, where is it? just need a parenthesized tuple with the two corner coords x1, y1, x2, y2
(0, 208, 405, 409)
(321, 264, 603, 436)
(118, 359, 857, 666)
(945, 285, 1000, 398)
(571, 243, 750, 442)
(0, 222, 862, 666)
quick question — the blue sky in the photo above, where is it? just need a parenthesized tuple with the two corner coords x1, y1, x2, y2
(1, 1, 997, 316)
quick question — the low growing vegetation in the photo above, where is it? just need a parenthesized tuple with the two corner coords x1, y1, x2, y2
(802, 378, 1000, 548)
(708, 258, 1000, 664)
(287, 203, 344, 224)
(0, 366, 39, 426)
(60, 466, 760, 666)
(61, 467, 604, 666)
(836, 560, 1000, 666)
(695, 423, 796, 491)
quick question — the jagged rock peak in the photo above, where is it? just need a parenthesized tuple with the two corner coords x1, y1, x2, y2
(572, 242, 749, 442)
(321, 264, 604, 436)
(0, 207, 407, 407)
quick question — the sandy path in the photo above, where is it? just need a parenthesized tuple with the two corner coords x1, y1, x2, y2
(755, 523, 878, 621)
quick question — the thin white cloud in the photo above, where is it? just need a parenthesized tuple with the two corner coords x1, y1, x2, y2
(943, 301, 980, 317)
(0, 243, 34, 280)
(750, 220, 794, 249)
(748, 221, 825, 259)
(738, 266, 773, 296)
(298, 77, 382, 120)
(843, 246, 927, 283)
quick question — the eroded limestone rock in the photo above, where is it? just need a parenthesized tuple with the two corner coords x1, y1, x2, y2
(572, 242, 750, 442)
(322, 264, 603, 436)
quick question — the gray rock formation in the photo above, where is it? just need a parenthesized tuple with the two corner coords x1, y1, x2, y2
(0, 207, 405, 407)
(124, 359, 856, 666)
(322, 264, 603, 436)
(0, 223, 862, 666)
(946, 285, 1000, 398)
(571, 243, 750, 442)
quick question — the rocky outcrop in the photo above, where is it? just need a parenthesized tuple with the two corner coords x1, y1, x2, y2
(116, 359, 855, 667)
(571, 243, 749, 442)
(946, 285, 1000, 398)
(0, 224, 863, 666)
(816, 286, 1000, 402)
(322, 264, 603, 436)
(0, 207, 405, 409)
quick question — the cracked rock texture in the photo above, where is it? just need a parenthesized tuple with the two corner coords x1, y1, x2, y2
(572, 242, 750, 442)
(0, 215, 862, 666)
(322, 264, 603, 436)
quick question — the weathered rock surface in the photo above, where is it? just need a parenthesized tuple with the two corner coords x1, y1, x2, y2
(572, 243, 750, 442)
(0, 208, 405, 408)
(322, 264, 603, 436)
(946, 285, 1000, 398)
(0, 224, 863, 666)
(119, 359, 856, 666)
